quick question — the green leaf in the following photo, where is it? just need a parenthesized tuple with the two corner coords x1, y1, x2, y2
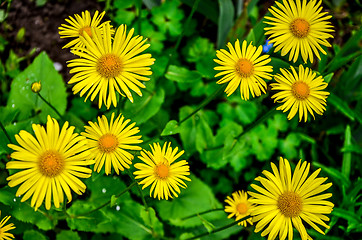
(179, 107, 214, 154)
(217, 0, 234, 48)
(326, 29, 362, 74)
(161, 120, 180, 136)
(140, 207, 164, 237)
(165, 65, 202, 83)
(23, 230, 47, 240)
(155, 175, 224, 228)
(331, 208, 361, 224)
(323, 72, 334, 84)
(328, 93, 355, 121)
(56, 230, 81, 240)
(270, 57, 290, 74)
(313, 162, 350, 188)
(7, 52, 67, 122)
(246, 29, 256, 43)
(181, 0, 218, 23)
(341, 144, 362, 155)
(122, 88, 165, 125)
(341, 125, 352, 178)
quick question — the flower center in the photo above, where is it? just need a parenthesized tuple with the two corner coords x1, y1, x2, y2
(236, 203, 248, 214)
(292, 81, 310, 100)
(38, 150, 64, 177)
(290, 18, 310, 38)
(236, 59, 254, 78)
(97, 54, 123, 78)
(98, 134, 119, 153)
(79, 26, 93, 38)
(156, 163, 169, 179)
(277, 191, 303, 218)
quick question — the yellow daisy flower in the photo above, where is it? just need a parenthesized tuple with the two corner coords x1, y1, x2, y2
(224, 190, 254, 227)
(59, 10, 111, 49)
(67, 22, 155, 109)
(6, 116, 94, 210)
(214, 40, 273, 100)
(82, 112, 142, 175)
(0, 211, 15, 240)
(134, 142, 191, 200)
(248, 157, 334, 240)
(271, 64, 329, 122)
(264, 0, 334, 63)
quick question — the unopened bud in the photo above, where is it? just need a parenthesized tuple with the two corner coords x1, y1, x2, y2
(31, 82, 42, 93)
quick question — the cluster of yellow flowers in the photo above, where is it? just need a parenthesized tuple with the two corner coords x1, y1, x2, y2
(2, 1, 335, 240)
(222, 1, 334, 240)
(215, 0, 333, 122)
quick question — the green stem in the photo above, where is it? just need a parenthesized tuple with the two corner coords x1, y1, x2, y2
(70, 181, 137, 218)
(179, 85, 225, 125)
(126, 169, 148, 209)
(0, 120, 12, 144)
(181, 208, 224, 221)
(163, 0, 201, 74)
(185, 215, 252, 240)
(136, 0, 142, 35)
(37, 93, 64, 121)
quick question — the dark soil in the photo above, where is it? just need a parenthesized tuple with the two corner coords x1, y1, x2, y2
(3, 0, 103, 80)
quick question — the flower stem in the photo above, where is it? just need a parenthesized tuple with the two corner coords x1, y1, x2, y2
(181, 208, 224, 221)
(0, 120, 12, 144)
(37, 93, 64, 121)
(70, 181, 137, 218)
(163, 0, 201, 75)
(185, 215, 252, 240)
(179, 85, 225, 125)
(126, 169, 148, 209)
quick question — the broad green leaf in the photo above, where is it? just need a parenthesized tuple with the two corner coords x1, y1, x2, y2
(122, 88, 165, 124)
(217, 0, 234, 48)
(0, 187, 54, 230)
(7, 52, 67, 122)
(165, 65, 202, 83)
(23, 230, 47, 240)
(156, 175, 223, 228)
(161, 120, 180, 136)
(328, 93, 355, 121)
(56, 230, 81, 240)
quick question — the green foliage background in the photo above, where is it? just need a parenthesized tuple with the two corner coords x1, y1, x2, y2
(0, 0, 361, 239)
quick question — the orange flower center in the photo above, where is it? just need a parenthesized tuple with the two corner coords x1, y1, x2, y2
(98, 134, 119, 153)
(156, 163, 169, 179)
(290, 18, 310, 38)
(39, 150, 64, 177)
(79, 26, 93, 38)
(236, 203, 248, 214)
(97, 54, 123, 78)
(277, 191, 302, 218)
(236, 58, 254, 78)
(292, 81, 310, 100)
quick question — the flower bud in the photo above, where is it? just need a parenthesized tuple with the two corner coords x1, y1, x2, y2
(31, 82, 42, 93)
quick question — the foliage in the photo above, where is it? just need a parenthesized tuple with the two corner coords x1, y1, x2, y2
(0, 0, 361, 239)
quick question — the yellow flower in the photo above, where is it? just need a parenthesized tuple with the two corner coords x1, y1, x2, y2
(82, 112, 142, 175)
(214, 40, 273, 100)
(224, 190, 254, 227)
(31, 81, 42, 93)
(6, 116, 94, 210)
(67, 23, 155, 109)
(264, 0, 334, 63)
(134, 142, 191, 200)
(0, 211, 15, 240)
(271, 65, 329, 122)
(59, 10, 112, 49)
(248, 157, 334, 240)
